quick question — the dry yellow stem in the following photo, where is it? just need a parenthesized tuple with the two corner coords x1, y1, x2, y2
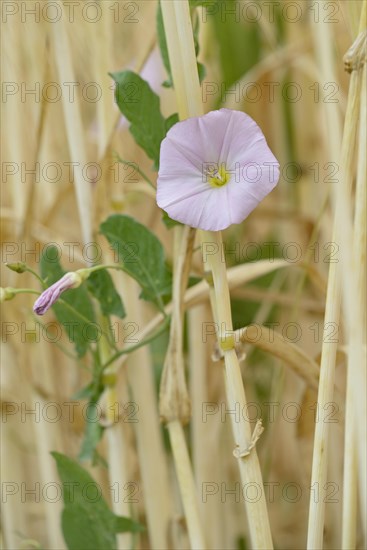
(308, 2, 366, 547)
(158, 3, 207, 547)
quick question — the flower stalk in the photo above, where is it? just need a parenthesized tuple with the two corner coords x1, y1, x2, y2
(0, 288, 39, 302)
(202, 230, 273, 548)
(161, 0, 273, 547)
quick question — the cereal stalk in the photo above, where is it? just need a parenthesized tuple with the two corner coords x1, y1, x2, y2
(158, 2, 207, 547)
(158, 224, 206, 549)
(51, 0, 92, 247)
(342, 26, 367, 548)
(122, 273, 173, 549)
(307, 3, 366, 547)
(201, 230, 273, 549)
(99, 317, 132, 550)
(160, 0, 274, 545)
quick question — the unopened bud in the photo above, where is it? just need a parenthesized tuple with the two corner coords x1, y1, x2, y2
(0, 287, 16, 302)
(5, 262, 27, 274)
(33, 271, 86, 315)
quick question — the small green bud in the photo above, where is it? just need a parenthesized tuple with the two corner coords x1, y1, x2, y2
(5, 262, 27, 274)
(0, 287, 16, 302)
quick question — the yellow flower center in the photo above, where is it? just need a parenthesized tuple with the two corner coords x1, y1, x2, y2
(207, 163, 231, 188)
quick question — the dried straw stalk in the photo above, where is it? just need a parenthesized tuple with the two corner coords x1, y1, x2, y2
(307, 1, 366, 547)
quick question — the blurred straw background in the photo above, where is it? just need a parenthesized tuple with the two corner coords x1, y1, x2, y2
(1, 0, 366, 549)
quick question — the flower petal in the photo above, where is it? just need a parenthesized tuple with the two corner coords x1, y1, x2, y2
(171, 186, 233, 231)
(157, 108, 280, 231)
(160, 110, 232, 170)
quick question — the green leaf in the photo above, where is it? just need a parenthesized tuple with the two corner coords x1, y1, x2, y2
(78, 407, 104, 462)
(192, 10, 206, 83)
(162, 210, 182, 229)
(71, 383, 94, 401)
(100, 215, 172, 311)
(157, 2, 173, 88)
(211, 0, 260, 96)
(188, 275, 202, 288)
(87, 270, 125, 319)
(61, 505, 109, 550)
(158, 1, 206, 87)
(190, 0, 211, 6)
(52, 452, 144, 550)
(165, 113, 179, 133)
(110, 70, 166, 169)
(114, 516, 144, 533)
(40, 247, 96, 358)
(91, 450, 108, 469)
(197, 61, 206, 83)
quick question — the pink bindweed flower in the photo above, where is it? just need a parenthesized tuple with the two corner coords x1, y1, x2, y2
(33, 272, 85, 315)
(157, 108, 280, 231)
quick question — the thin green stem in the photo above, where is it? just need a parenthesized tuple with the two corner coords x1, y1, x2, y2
(84, 264, 124, 274)
(101, 315, 170, 371)
(26, 267, 46, 287)
(115, 153, 155, 188)
(55, 299, 116, 345)
(8, 288, 40, 296)
(83, 264, 168, 317)
(34, 318, 82, 362)
(56, 298, 99, 327)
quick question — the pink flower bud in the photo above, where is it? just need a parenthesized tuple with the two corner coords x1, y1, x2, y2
(33, 272, 83, 316)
